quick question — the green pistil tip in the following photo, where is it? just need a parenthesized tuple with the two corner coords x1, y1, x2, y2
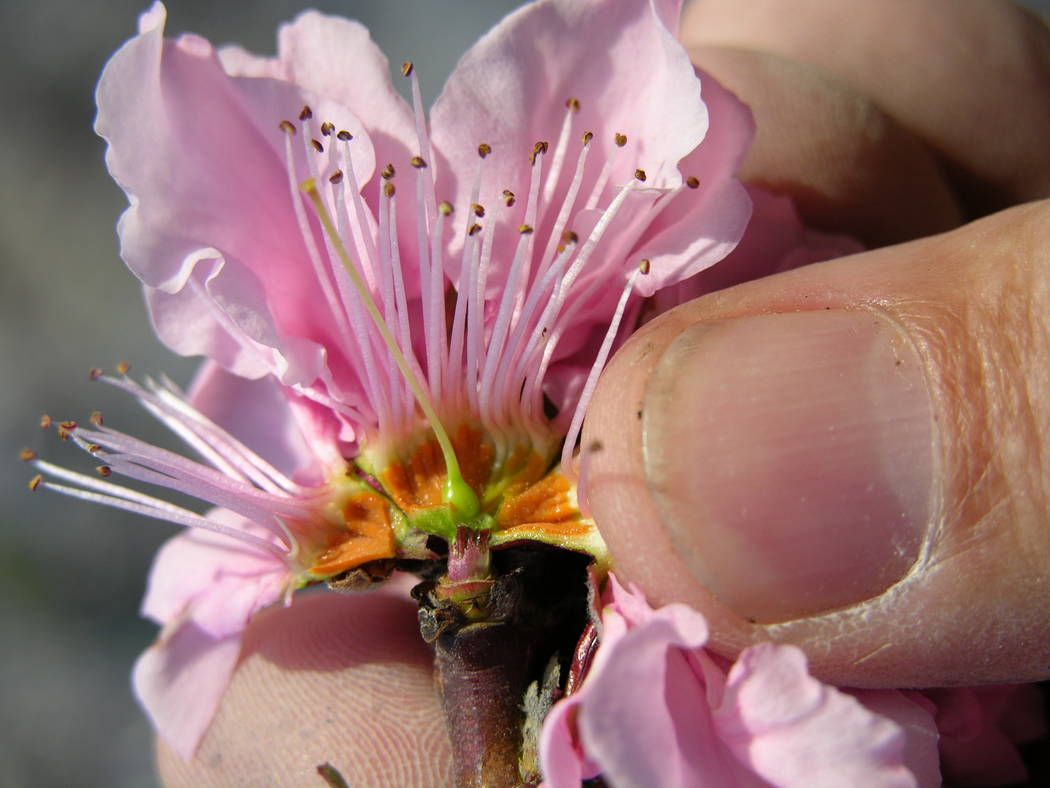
(445, 473, 480, 520)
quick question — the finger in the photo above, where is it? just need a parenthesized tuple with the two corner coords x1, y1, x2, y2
(156, 586, 451, 786)
(682, 0, 1050, 214)
(692, 44, 962, 245)
(584, 199, 1050, 688)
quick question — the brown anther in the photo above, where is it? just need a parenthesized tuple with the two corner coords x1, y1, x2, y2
(582, 130, 594, 145)
(58, 429, 71, 441)
(566, 97, 581, 112)
(311, 139, 324, 153)
(28, 474, 43, 492)
(541, 326, 549, 339)
(477, 143, 492, 159)
(88, 367, 103, 380)
(299, 105, 313, 121)
(329, 169, 344, 185)
(39, 414, 52, 429)
(471, 203, 485, 218)
(96, 465, 113, 478)
(638, 258, 651, 275)
(116, 361, 130, 375)
(439, 200, 454, 216)
(59, 420, 78, 431)
(336, 130, 353, 141)
(381, 163, 395, 180)
(90, 411, 104, 426)
(519, 224, 534, 235)
(410, 155, 427, 169)
(686, 175, 700, 189)
(634, 168, 647, 182)
(615, 132, 627, 147)
(279, 120, 297, 135)
(384, 182, 396, 198)
(87, 444, 102, 454)
(401, 61, 414, 77)
(562, 230, 579, 245)
(19, 448, 37, 462)
(468, 223, 483, 236)
(320, 121, 335, 136)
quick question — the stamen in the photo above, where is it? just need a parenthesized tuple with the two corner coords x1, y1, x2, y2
(686, 175, 700, 189)
(301, 179, 479, 519)
(560, 269, 642, 478)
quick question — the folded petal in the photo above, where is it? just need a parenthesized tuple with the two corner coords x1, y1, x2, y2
(715, 644, 917, 788)
(97, 4, 377, 391)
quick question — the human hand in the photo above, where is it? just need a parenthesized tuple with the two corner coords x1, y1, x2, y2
(156, 0, 1050, 783)
(586, 0, 1050, 688)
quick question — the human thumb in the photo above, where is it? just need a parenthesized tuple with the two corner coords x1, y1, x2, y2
(584, 200, 1050, 688)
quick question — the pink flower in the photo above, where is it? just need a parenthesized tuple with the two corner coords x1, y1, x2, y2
(30, 0, 754, 759)
(540, 575, 944, 787)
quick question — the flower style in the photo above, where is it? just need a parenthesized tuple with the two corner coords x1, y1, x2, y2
(28, 0, 754, 760)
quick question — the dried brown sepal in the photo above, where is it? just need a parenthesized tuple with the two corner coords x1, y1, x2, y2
(325, 558, 398, 593)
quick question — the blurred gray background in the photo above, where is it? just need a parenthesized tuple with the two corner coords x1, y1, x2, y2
(2, 1, 1048, 787)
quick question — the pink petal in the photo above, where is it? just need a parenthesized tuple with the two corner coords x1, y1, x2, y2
(188, 361, 329, 482)
(715, 644, 918, 788)
(96, 4, 377, 390)
(849, 690, 941, 787)
(630, 69, 755, 296)
(571, 599, 755, 787)
(132, 621, 242, 759)
(141, 510, 289, 639)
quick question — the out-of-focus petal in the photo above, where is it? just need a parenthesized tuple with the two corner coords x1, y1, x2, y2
(925, 684, 1046, 786)
(132, 621, 242, 759)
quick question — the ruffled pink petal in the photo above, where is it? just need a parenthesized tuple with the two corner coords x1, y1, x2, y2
(97, 4, 377, 393)
(132, 620, 242, 759)
(849, 690, 941, 787)
(652, 185, 863, 313)
(573, 609, 760, 786)
(629, 69, 755, 296)
(715, 644, 918, 788)
(141, 510, 289, 639)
